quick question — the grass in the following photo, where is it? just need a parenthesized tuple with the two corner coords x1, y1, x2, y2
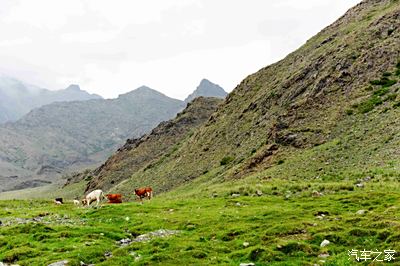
(1, 170, 400, 265)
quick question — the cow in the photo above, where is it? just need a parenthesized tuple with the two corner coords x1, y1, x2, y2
(54, 200, 62, 205)
(73, 199, 80, 205)
(134, 187, 153, 202)
(106, 194, 122, 204)
(55, 198, 63, 204)
(82, 189, 105, 207)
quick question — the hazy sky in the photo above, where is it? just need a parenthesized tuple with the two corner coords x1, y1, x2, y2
(0, 0, 361, 99)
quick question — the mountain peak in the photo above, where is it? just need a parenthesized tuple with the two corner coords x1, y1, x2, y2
(65, 84, 81, 91)
(118, 86, 181, 103)
(184, 79, 227, 103)
(119, 86, 159, 98)
(135, 85, 155, 93)
(199, 78, 213, 86)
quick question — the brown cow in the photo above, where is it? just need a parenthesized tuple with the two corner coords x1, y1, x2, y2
(106, 194, 122, 204)
(134, 187, 153, 201)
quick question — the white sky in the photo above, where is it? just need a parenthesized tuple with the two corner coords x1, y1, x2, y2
(0, 0, 361, 99)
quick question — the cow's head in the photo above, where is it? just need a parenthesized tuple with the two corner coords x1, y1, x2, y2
(81, 199, 87, 205)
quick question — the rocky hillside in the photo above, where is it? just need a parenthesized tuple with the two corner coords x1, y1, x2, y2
(97, 0, 399, 195)
(184, 79, 227, 103)
(71, 97, 223, 193)
(0, 86, 184, 192)
(0, 76, 101, 123)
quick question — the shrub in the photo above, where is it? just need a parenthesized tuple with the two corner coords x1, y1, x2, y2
(382, 79, 397, 88)
(220, 156, 234, 165)
(357, 96, 382, 113)
(373, 87, 389, 96)
(370, 77, 397, 87)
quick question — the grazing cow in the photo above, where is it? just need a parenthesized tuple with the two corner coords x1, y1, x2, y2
(73, 199, 80, 205)
(82, 189, 105, 207)
(134, 187, 153, 201)
(106, 194, 122, 204)
(55, 198, 63, 204)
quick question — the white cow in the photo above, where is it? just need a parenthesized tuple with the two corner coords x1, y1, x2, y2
(82, 189, 105, 207)
(73, 199, 80, 206)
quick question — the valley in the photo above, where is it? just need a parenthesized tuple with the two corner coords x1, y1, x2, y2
(0, 0, 399, 265)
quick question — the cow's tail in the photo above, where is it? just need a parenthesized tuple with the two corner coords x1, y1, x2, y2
(149, 190, 153, 199)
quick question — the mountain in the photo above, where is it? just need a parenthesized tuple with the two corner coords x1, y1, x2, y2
(0, 86, 185, 192)
(79, 0, 399, 195)
(0, 76, 102, 123)
(184, 79, 227, 103)
(65, 97, 223, 193)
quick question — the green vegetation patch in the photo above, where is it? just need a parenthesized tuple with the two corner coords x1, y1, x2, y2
(220, 156, 235, 166)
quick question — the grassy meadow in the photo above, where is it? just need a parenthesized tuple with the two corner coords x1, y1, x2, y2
(1, 166, 399, 265)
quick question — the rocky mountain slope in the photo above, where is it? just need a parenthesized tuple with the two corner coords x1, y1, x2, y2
(0, 76, 101, 123)
(184, 79, 227, 103)
(92, 0, 399, 195)
(72, 97, 223, 193)
(0, 86, 184, 192)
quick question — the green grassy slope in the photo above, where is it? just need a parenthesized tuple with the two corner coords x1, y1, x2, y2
(1, 172, 399, 265)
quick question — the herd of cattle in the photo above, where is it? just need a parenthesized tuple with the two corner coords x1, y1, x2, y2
(53, 187, 153, 207)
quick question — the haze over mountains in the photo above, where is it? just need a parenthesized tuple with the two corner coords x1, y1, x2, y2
(0, 75, 102, 123)
(0, 79, 227, 192)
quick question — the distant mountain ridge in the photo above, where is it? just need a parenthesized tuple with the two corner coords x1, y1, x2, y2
(184, 79, 227, 103)
(0, 75, 102, 123)
(0, 86, 184, 192)
(0, 79, 226, 192)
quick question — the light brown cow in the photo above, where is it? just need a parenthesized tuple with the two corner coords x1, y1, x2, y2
(134, 187, 153, 201)
(106, 194, 122, 204)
